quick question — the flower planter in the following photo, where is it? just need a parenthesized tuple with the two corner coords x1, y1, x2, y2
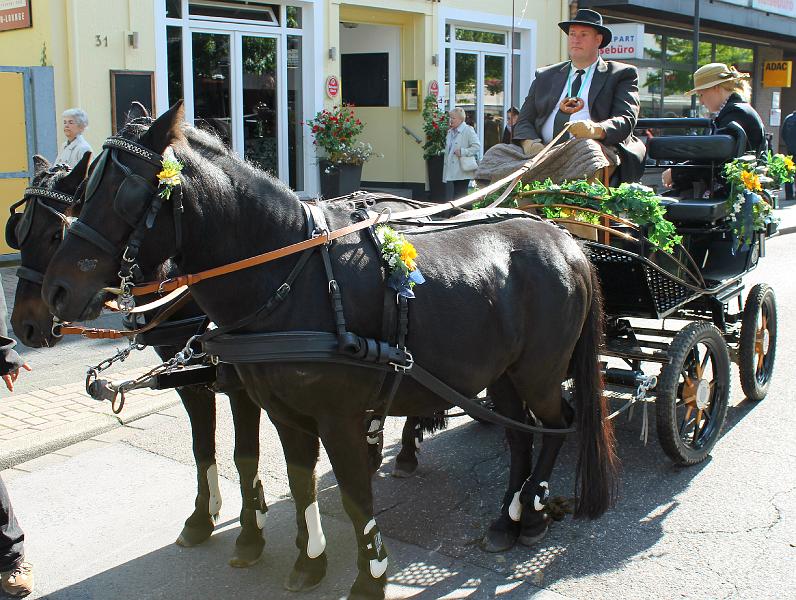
(426, 155, 446, 202)
(319, 160, 362, 198)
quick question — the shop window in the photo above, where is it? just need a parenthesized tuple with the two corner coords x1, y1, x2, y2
(341, 53, 389, 107)
(286, 6, 302, 29)
(189, 1, 279, 25)
(166, 26, 183, 107)
(644, 33, 662, 61)
(455, 28, 505, 46)
(666, 37, 712, 65)
(715, 44, 754, 72)
(166, 0, 181, 18)
(445, 24, 451, 44)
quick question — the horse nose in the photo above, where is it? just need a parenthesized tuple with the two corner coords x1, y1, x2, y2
(45, 281, 70, 318)
(19, 320, 39, 347)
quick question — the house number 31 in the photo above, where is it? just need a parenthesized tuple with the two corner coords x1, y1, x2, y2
(95, 35, 108, 47)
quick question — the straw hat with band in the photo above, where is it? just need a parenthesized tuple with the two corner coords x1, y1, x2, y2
(687, 63, 750, 95)
(558, 9, 612, 49)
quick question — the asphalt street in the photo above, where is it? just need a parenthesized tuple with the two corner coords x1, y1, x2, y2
(3, 233, 796, 599)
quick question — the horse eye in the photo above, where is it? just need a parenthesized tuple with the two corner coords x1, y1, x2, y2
(51, 231, 63, 243)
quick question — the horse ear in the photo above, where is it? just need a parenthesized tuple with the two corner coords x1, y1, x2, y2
(33, 154, 51, 175)
(58, 152, 92, 194)
(141, 100, 185, 154)
(127, 101, 150, 121)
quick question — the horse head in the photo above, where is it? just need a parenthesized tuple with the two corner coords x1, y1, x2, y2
(9, 152, 91, 347)
(42, 101, 186, 322)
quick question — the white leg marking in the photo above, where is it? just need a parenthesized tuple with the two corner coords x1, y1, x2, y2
(305, 501, 326, 559)
(366, 418, 381, 445)
(253, 476, 267, 529)
(363, 518, 388, 578)
(207, 464, 222, 517)
(508, 491, 522, 522)
(534, 481, 549, 512)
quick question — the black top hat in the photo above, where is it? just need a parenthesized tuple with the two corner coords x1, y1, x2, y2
(559, 9, 612, 49)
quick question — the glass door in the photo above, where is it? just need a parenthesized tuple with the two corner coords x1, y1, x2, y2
(240, 34, 279, 175)
(451, 50, 508, 154)
(191, 31, 233, 147)
(482, 54, 506, 153)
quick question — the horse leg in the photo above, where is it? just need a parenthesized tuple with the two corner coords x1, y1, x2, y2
(392, 417, 421, 478)
(227, 390, 267, 567)
(516, 387, 575, 546)
(483, 375, 533, 553)
(175, 384, 221, 547)
(320, 416, 387, 600)
(272, 417, 328, 593)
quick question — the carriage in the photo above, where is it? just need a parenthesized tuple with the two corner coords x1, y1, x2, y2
(514, 117, 779, 465)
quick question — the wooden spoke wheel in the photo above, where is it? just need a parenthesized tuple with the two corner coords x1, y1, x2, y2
(739, 284, 777, 402)
(655, 322, 731, 465)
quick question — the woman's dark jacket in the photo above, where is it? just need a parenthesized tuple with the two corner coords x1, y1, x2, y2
(672, 93, 766, 194)
(0, 280, 23, 376)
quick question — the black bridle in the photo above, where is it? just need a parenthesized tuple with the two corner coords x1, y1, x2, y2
(69, 135, 183, 311)
(6, 184, 84, 285)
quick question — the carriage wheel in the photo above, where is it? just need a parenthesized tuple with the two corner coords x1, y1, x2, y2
(739, 284, 777, 402)
(655, 322, 731, 465)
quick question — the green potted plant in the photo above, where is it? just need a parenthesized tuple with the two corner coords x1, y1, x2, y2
(306, 105, 377, 197)
(421, 94, 449, 202)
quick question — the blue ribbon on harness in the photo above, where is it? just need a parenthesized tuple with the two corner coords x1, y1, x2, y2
(733, 189, 760, 254)
(388, 268, 425, 299)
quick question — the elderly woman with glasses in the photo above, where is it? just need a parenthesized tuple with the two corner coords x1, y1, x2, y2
(662, 63, 765, 193)
(54, 108, 93, 169)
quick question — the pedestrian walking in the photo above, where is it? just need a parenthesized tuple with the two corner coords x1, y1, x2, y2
(54, 108, 92, 169)
(0, 278, 33, 597)
(781, 110, 796, 200)
(442, 107, 480, 200)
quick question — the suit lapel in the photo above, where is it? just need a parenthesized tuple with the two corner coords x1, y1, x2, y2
(542, 62, 571, 117)
(588, 57, 609, 114)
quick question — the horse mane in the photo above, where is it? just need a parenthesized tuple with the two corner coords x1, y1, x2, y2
(31, 162, 71, 190)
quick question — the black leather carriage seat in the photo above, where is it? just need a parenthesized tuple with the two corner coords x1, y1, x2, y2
(647, 134, 737, 224)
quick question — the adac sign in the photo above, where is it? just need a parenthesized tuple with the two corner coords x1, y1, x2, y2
(763, 61, 792, 88)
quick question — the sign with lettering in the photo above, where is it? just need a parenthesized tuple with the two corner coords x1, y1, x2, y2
(0, 0, 31, 32)
(326, 75, 339, 98)
(599, 23, 645, 60)
(763, 61, 792, 87)
(752, 0, 796, 19)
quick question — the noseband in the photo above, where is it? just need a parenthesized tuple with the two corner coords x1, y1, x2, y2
(67, 135, 183, 312)
(6, 183, 84, 285)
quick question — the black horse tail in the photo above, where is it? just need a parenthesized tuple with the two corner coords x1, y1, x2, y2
(572, 266, 619, 519)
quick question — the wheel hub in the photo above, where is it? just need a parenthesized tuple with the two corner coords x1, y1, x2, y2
(757, 328, 770, 355)
(695, 379, 710, 409)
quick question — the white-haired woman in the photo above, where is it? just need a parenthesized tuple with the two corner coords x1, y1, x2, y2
(55, 108, 92, 168)
(442, 107, 481, 200)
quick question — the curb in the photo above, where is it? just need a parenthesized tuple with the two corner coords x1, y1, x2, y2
(0, 394, 180, 470)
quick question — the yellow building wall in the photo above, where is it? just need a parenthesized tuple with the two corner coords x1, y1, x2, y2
(331, 1, 567, 185)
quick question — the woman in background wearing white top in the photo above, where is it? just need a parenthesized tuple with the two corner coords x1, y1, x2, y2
(442, 107, 481, 200)
(55, 108, 92, 169)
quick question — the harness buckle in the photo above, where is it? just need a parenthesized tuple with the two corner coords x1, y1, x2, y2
(391, 348, 414, 372)
(51, 319, 64, 338)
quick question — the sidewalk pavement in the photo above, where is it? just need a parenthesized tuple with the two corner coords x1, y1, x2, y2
(0, 367, 180, 469)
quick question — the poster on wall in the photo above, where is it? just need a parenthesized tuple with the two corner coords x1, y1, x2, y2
(110, 70, 155, 134)
(0, 0, 31, 32)
(751, 0, 796, 19)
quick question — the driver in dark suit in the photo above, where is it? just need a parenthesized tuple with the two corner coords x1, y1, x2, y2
(512, 9, 646, 183)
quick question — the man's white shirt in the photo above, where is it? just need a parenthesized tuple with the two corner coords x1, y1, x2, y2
(540, 59, 598, 143)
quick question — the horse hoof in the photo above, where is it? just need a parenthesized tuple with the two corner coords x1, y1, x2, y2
(481, 525, 519, 553)
(175, 525, 213, 547)
(519, 523, 548, 547)
(284, 567, 324, 593)
(391, 461, 417, 478)
(229, 539, 264, 568)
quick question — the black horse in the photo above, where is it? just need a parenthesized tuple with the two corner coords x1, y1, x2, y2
(42, 102, 619, 600)
(6, 153, 267, 566)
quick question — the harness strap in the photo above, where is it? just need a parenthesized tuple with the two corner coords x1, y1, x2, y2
(67, 219, 121, 257)
(16, 266, 44, 285)
(58, 288, 192, 339)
